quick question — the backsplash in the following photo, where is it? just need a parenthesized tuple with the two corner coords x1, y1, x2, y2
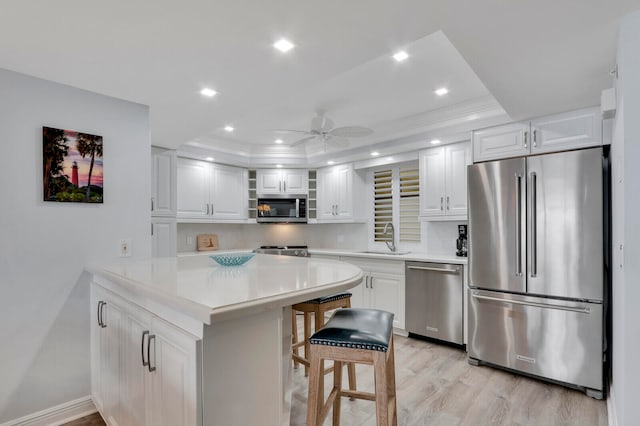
(424, 221, 468, 256)
(177, 223, 368, 252)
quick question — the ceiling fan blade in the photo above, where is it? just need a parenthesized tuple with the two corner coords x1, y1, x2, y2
(311, 115, 334, 132)
(290, 135, 318, 147)
(273, 129, 311, 135)
(325, 137, 350, 148)
(329, 126, 373, 138)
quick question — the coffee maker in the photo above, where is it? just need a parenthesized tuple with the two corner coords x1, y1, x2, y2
(456, 224, 468, 257)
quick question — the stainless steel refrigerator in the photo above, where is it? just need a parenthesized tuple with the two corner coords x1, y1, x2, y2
(467, 147, 607, 399)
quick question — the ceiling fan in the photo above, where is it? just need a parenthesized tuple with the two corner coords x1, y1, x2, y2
(275, 112, 373, 147)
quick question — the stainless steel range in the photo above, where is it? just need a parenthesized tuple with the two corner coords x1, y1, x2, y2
(254, 245, 309, 257)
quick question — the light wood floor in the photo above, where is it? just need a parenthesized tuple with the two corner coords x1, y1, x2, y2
(67, 328, 607, 426)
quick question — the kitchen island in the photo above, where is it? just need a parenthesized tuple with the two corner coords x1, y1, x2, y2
(88, 253, 363, 426)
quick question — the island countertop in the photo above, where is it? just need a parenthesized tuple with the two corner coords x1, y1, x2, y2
(88, 253, 363, 325)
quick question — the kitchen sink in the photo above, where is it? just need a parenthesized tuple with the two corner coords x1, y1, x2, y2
(358, 251, 410, 256)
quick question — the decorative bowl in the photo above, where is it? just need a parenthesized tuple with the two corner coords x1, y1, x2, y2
(209, 253, 255, 266)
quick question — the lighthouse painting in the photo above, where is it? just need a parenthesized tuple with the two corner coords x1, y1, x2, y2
(43, 126, 103, 203)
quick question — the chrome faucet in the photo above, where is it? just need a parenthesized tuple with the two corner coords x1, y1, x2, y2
(383, 222, 396, 252)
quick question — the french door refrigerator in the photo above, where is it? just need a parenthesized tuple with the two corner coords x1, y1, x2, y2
(467, 147, 607, 399)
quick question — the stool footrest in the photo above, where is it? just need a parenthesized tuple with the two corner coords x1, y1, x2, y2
(340, 389, 376, 401)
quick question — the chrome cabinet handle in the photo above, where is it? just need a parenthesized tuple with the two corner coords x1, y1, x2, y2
(533, 129, 537, 147)
(206, 204, 209, 215)
(100, 302, 107, 328)
(283, 181, 286, 192)
(370, 277, 373, 289)
(407, 265, 460, 273)
(515, 174, 523, 277)
(440, 197, 444, 211)
(524, 131, 528, 149)
(210, 204, 214, 215)
(446, 196, 450, 211)
(148, 334, 156, 372)
(141, 330, 150, 367)
(279, 181, 282, 192)
(151, 197, 155, 211)
(530, 172, 537, 277)
(364, 276, 368, 288)
(151, 223, 154, 236)
(471, 292, 590, 314)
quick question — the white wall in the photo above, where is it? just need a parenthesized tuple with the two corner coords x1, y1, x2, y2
(0, 68, 150, 422)
(610, 10, 640, 426)
(177, 222, 368, 252)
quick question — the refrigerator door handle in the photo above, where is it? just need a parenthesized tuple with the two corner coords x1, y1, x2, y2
(471, 292, 591, 314)
(530, 172, 537, 277)
(515, 173, 523, 277)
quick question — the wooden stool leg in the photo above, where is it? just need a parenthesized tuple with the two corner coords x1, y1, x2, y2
(344, 299, 357, 395)
(387, 336, 398, 426)
(332, 360, 343, 426)
(306, 348, 323, 426)
(292, 310, 299, 369)
(373, 351, 390, 426)
(304, 312, 312, 376)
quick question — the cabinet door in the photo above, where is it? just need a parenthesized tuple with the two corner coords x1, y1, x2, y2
(257, 169, 283, 194)
(369, 272, 405, 330)
(151, 148, 176, 217)
(121, 305, 152, 426)
(419, 147, 446, 217)
(316, 166, 336, 219)
(91, 287, 105, 414)
(211, 164, 247, 220)
(334, 165, 353, 219)
(472, 122, 529, 162)
(530, 107, 602, 154)
(177, 158, 209, 219)
(348, 277, 367, 310)
(148, 317, 199, 426)
(445, 143, 471, 216)
(151, 220, 176, 258)
(282, 169, 308, 193)
(102, 297, 124, 426)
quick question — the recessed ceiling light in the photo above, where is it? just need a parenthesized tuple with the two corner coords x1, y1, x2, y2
(371, 151, 380, 157)
(393, 51, 409, 62)
(206, 157, 214, 161)
(430, 139, 442, 145)
(200, 88, 217, 97)
(327, 160, 335, 165)
(273, 38, 295, 53)
(276, 164, 283, 168)
(224, 126, 234, 132)
(274, 139, 283, 144)
(434, 87, 449, 96)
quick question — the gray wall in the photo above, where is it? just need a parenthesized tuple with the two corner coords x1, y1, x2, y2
(0, 68, 150, 422)
(611, 10, 640, 426)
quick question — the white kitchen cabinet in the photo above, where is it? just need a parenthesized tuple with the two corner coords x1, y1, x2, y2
(317, 163, 361, 221)
(473, 106, 602, 162)
(257, 169, 308, 194)
(151, 147, 177, 217)
(151, 218, 176, 257)
(339, 257, 405, 330)
(419, 142, 471, 220)
(177, 157, 247, 221)
(91, 282, 200, 426)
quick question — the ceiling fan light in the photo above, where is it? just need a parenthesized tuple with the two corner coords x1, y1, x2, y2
(273, 38, 295, 53)
(393, 51, 409, 62)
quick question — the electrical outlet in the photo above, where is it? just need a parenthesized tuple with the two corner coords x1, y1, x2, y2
(186, 235, 194, 246)
(119, 239, 132, 257)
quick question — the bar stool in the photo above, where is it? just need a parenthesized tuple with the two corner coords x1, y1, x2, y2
(306, 308, 397, 426)
(291, 292, 353, 377)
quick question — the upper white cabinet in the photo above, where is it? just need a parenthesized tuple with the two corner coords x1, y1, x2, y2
(177, 158, 247, 221)
(151, 147, 177, 217)
(317, 163, 361, 221)
(473, 106, 602, 162)
(420, 142, 471, 220)
(151, 218, 176, 257)
(257, 169, 308, 194)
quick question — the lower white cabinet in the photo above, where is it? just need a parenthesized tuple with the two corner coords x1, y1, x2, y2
(151, 218, 176, 257)
(91, 283, 199, 426)
(337, 256, 405, 330)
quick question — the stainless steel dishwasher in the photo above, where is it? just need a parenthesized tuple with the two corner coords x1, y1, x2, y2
(405, 262, 463, 345)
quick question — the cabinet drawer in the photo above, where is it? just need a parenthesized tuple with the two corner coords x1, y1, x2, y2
(339, 256, 405, 275)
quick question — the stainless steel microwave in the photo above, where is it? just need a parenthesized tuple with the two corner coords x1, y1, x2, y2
(256, 194, 307, 223)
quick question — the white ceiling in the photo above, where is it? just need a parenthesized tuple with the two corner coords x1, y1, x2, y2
(1, 0, 638, 164)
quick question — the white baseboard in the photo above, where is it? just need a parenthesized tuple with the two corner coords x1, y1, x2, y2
(1, 396, 98, 426)
(608, 384, 618, 426)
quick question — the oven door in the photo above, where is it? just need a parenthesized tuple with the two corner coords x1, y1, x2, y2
(257, 194, 307, 223)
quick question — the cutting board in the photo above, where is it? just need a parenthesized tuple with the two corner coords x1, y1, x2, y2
(197, 234, 219, 251)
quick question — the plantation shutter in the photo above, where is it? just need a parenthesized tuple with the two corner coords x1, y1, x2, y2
(374, 170, 393, 242)
(399, 167, 420, 242)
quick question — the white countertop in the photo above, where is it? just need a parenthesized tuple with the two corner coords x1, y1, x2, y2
(308, 249, 468, 264)
(89, 253, 363, 324)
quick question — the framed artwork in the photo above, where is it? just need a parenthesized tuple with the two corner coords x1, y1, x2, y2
(43, 126, 103, 203)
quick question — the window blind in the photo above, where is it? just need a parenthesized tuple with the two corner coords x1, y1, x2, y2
(399, 167, 420, 242)
(374, 170, 393, 242)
